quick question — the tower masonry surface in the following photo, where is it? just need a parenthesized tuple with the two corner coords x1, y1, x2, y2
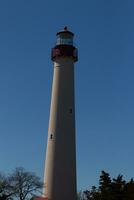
(44, 27, 78, 200)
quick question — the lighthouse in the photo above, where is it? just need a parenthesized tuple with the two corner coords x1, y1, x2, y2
(44, 27, 78, 200)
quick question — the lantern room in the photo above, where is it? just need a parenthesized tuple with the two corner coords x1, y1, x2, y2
(51, 27, 78, 62)
(56, 26, 74, 46)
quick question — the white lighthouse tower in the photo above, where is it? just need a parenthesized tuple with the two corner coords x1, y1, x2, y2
(44, 27, 78, 200)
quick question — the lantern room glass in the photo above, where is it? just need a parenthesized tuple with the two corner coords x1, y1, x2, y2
(56, 35, 73, 46)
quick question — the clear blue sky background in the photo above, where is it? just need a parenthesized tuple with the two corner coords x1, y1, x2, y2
(0, 0, 134, 190)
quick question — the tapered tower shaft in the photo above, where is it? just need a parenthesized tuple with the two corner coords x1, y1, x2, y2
(44, 27, 78, 200)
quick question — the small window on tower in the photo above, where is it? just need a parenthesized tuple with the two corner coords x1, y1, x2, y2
(50, 134, 53, 140)
(69, 108, 73, 114)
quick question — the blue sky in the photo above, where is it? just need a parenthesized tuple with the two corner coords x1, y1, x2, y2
(0, 0, 134, 190)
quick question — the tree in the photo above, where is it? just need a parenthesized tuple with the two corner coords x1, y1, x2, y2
(83, 171, 134, 200)
(84, 186, 100, 200)
(123, 179, 134, 200)
(111, 175, 126, 200)
(77, 190, 85, 200)
(8, 167, 43, 200)
(99, 171, 112, 200)
(0, 173, 13, 200)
